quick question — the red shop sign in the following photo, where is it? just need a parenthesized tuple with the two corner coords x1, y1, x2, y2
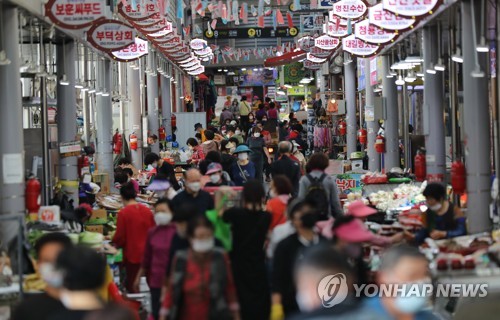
(331, 0, 367, 20)
(314, 35, 340, 51)
(133, 13, 162, 27)
(109, 37, 149, 62)
(135, 19, 173, 35)
(87, 19, 136, 53)
(298, 36, 315, 52)
(342, 34, 380, 57)
(44, 0, 105, 30)
(368, 3, 415, 31)
(325, 22, 349, 38)
(382, 0, 441, 18)
(117, 1, 158, 21)
(309, 46, 332, 59)
(303, 60, 322, 70)
(354, 19, 397, 44)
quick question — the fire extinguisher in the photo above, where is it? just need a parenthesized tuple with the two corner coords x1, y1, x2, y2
(338, 119, 346, 136)
(26, 176, 41, 213)
(130, 132, 138, 151)
(451, 160, 466, 194)
(113, 131, 122, 154)
(171, 114, 177, 128)
(158, 126, 166, 141)
(358, 128, 367, 144)
(77, 154, 90, 177)
(375, 134, 385, 153)
(414, 149, 427, 182)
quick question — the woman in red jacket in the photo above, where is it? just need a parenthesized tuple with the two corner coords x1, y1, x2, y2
(113, 182, 156, 293)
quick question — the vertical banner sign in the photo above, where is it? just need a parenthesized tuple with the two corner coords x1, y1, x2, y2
(45, 0, 106, 29)
(370, 57, 377, 86)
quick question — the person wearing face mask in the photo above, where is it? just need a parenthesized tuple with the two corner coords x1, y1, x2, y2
(230, 145, 256, 186)
(144, 153, 161, 173)
(271, 141, 301, 197)
(132, 199, 176, 320)
(47, 246, 107, 320)
(256, 103, 267, 121)
(290, 246, 378, 320)
(171, 168, 214, 216)
(271, 202, 327, 318)
(246, 127, 272, 183)
(362, 245, 438, 320)
(220, 106, 234, 125)
(239, 96, 252, 133)
(12, 233, 73, 320)
(220, 140, 236, 174)
(411, 183, 466, 244)
(113, 182, 156, 293)
(186, 137, 205, 165)
(205, 162, 234, 187)
(160, 216, 240, 320)
(266, 175, 293, 231)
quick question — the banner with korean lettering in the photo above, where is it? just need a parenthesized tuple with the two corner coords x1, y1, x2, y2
(334, 173, 364, 195)
(118, 1, 159, 21)
(45, 0, 105, 29)
(314, 35, 340, 51)
(354, 19, 397, 44)
(325, 22, 349, 38)
(370, 58, 378, 86)
(382, 0, 441, 18)
(331, 0, 367, 19)
(368, 3, 415, 31)
(87, 20, 136, 53)
(109, 37, 149, 62)
(342, 35, 379, 57)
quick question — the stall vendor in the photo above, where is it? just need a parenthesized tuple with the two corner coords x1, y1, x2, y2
(413, 183, 466, 244)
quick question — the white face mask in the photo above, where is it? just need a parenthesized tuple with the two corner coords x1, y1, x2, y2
(39, 263, 63, 288)
(192, 238, 215, 253)
(235, 130, 241, 135)
(187, 182, 201, 193)
(296, 291, 315, 312)
(210, 174, 221, 184)
(238, 153, 249, 161)
(155, 212, 173, 225)
(152, 162, 158, 169)
(254, 132, 261, 138)
(428, 203, 442, 211)
(269, 189, 277, 198)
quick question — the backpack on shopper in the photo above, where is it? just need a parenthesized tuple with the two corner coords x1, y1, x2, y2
(304, 173, 330, 220)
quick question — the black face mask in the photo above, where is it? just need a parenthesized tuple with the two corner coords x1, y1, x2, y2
(300, 213, 318, 229)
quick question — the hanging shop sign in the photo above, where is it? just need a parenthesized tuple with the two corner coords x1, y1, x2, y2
(304, 60, 322, 70)
(287, 85, 313, 96)
(187, 66, 205, 75)
(284, 63, 305, 83)
(331, 0, 368, 19)
(59, 141, 81, 158)
(201, 55, 213, 62)
(328, 11, 352, 25)
(87, 19, 136, 53)
(325, 22, 349, 38)
(162, 44, 187, 53)
(354, 19, 397, 44)
(109, 37, 148, 62)
(190, 39, 207, 50)
(117, 1, 158, 21)
(180, 59, 200, 68)
(204, 27, 298, 39)
(290, 2, 311, 11)
(300, 15, 326, 31)
(306, 52, 327, 63)
(370, 57, 378, 86)
(184, 63, 202, 71)
(147, 26, 174, 38)
(194, 47, 213, 56)
(314, 35, 341, 50)
(342, 34, 379, 57)
(45, 0, 105, 30)
(309, 46, 332, 59)
(156, 36, 182, 47)
(132, 12, 162, 27)
(368, 3, 415, 31)
(382, 0, 441, 18)
(318, 0, 336, 9)
(298, 36, 315, 52)
(135, 19, 172, 34)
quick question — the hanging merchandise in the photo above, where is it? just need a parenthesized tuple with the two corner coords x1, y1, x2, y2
(357, 128, 367, 144)
(171, 113, 177, 128)
(327, 98, 338, 114)
(338, 119, 347, 135)
(26, 176, 41, 214)
(314, 125, 333, 151)
(129, 132, 138, 151)
(414, 149, 426, 182)
(113, 130, 123, 154)
(451, 160, 466, 194)
(159, 126, 166, 141)
(375, 134, 385, 153)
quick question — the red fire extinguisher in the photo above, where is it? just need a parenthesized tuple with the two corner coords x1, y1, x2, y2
(113, 131, 122, 154)
(159, 126, 166, 141)
(414, 149, 427, 182)
(77, 154, 90, 177)
(375, 134, 385, 153)
(338, 119, 346, 136)
(26, 176, 41, 213)
(130, 132, 138, 151)
(171, 114, 177, 128)
(358, 128, 367, 144)
(451, 160, 466, 194)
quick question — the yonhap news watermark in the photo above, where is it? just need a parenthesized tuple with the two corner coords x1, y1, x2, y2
(318, 273, 489, 308)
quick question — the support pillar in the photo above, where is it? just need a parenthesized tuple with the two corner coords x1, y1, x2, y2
(462, 0, 491, 232)
(147, 54, 159, 153)
(128, 64, 143, 168)
(96, 59, 114, 181)
(161, 74, 172, 135)
(382, 56, 400, 171)
(57, 40, 78, 205)
(365, 59, 380, 171)
(345, 59, 357, 156)
(0, 5, 25, 243)
(423, 26, 446, 181)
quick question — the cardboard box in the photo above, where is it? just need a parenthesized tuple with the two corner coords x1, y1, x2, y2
(85, 225, 104, 234)
(90, 209, 107, 221)
(92, 173, 110, 194)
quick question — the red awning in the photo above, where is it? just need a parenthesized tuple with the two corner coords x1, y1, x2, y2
(264, 50, 306, 67)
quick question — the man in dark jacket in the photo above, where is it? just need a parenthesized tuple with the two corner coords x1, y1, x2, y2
(271, 141, 301, 196)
